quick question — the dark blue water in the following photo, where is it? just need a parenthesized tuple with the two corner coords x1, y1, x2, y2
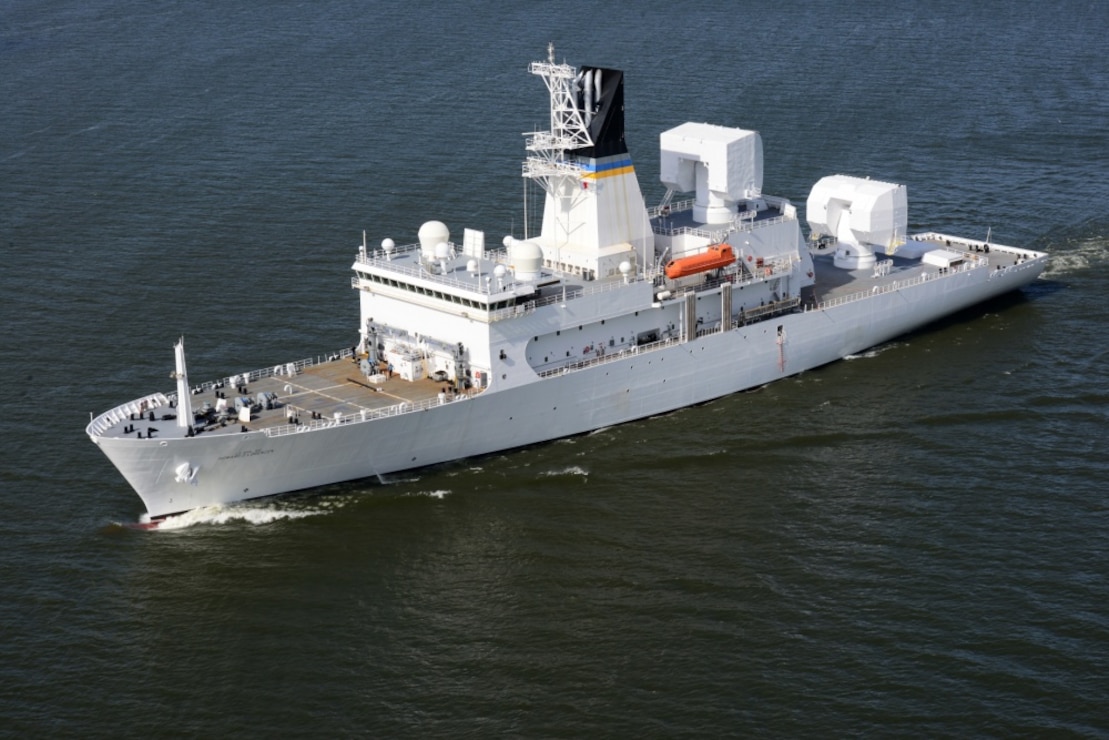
(3, 1, 1108, 736)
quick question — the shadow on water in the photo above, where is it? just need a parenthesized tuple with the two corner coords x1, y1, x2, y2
(898, 282, 1058, 340)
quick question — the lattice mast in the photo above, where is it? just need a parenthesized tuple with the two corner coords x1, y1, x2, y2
(522, 43, 592, 192)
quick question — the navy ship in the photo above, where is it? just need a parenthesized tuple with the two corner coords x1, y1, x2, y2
(87, 45, 1048, 520)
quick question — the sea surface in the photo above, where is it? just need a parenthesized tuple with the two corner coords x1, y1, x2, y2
(2, 1, 1108, 736)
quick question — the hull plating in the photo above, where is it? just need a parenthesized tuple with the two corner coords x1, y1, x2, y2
(94, 262, 1042, 518)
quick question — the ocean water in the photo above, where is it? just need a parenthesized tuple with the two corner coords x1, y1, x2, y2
(2, 0, 1108, 736)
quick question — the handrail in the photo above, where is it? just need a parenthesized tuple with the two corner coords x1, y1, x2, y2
(535, 295, 801, 379)
(651, 213, 793, 241)
(187, 348, 356, 397)
(734, 297, 801, 323)
(263, 386, 477, 438)
(355, 243, 661, 318)
(647, 198, 696, 218)
(813, 259, 986, 311)
(537, 338, 680, 377)
(86, 392, 172, 436)
(491, 268, 663, 321)
(354, 247, 510, 296)
(88, 348, 359, 437)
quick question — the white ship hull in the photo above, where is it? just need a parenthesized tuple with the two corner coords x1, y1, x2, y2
(91, 255, 1043, 518)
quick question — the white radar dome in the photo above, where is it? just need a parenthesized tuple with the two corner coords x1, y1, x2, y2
(418, 221, 450, 259)
(505, 237, 544, 281)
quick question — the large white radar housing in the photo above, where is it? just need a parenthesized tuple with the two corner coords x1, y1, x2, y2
(660, 123, 764, 224)
(807, 175, 908, 270)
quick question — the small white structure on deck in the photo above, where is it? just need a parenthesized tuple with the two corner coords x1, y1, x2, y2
(384, 346, 425, 382)
(922, 249, 966, 270)
(807, 175, 907, 270)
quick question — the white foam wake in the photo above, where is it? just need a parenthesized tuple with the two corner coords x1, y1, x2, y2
(150, 501, 331, 530)
(540, 466, 589, 478)
(844, 342, 901, 360)
(1043, 235, 1108, 277)
(405, 489, 451, 499)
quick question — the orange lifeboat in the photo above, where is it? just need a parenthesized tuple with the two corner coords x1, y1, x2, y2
(664, 244, 735, 279)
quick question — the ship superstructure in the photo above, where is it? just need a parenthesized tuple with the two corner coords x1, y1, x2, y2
(87, 46, 1048, 519)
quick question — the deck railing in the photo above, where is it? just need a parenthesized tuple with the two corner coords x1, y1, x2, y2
(88, 348, 360, 437)
(813, 258, 986, 311)
(646, 198, 696, 219)
(651, 212, 793, 241)
(536, 337, 681, 377)
(186, 348, 357, 397)
(86, 392, 172, 436)
(534, 295, 801, 379)
(354, 247, 510, 295)
(263, 385, 476, 438)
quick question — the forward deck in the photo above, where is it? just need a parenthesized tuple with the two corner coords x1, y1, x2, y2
(88, 350, 479, 442)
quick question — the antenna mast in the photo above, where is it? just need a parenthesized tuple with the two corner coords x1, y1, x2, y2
(522, 44, 593, 196)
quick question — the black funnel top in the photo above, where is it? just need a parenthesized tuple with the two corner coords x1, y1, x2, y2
(572, 66, 626, 160)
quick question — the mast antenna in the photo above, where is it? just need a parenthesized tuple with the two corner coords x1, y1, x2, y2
(523, 45, 593, 196)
